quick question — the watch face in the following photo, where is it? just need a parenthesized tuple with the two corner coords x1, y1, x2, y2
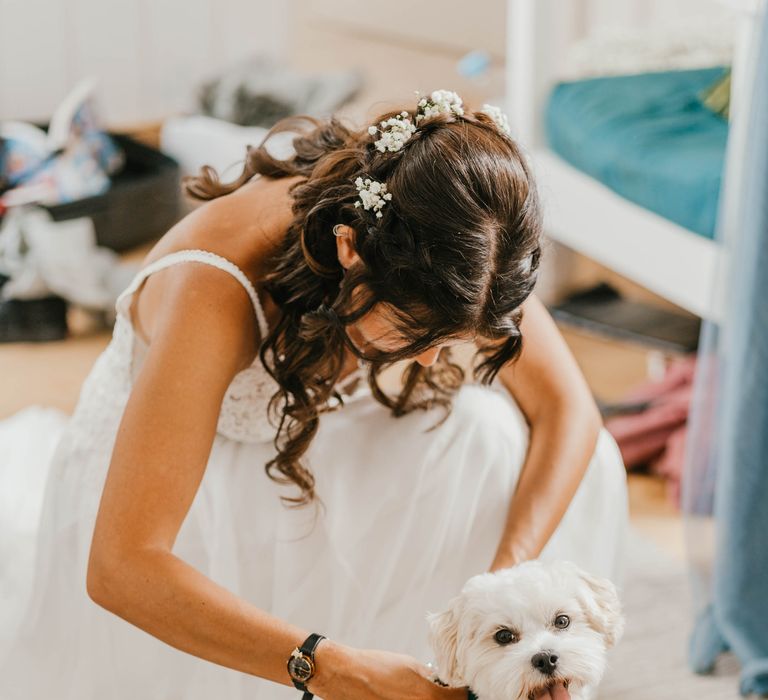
(288, 653, 314, 682)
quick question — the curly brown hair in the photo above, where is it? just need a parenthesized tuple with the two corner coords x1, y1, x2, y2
(183, 99, 542, 507)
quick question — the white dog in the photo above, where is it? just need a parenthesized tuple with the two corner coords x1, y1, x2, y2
(426, 560, 625, 700)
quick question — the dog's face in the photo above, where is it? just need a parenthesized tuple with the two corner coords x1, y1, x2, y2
(427, 560, 624, 700)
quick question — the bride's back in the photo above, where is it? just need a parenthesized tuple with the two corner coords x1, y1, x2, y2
(127, 173, 301, 351)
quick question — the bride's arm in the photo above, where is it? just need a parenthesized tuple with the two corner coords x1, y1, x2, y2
(481, 293, 604, 571)
(87, 263, 304, 684)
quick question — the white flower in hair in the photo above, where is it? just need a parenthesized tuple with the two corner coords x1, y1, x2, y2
(368, 110, 416, 152)
(415, 89, 465, 124)
(480, 103, 512, 135)
(354, 176, 393, 219)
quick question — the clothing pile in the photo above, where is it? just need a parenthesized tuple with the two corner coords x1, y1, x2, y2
(0, 80, 138, 342)
(603, 354, 697, 505)
(161, 52, 364, 179)
(0, 79, 124, 209)
(197, 53, 364, 127)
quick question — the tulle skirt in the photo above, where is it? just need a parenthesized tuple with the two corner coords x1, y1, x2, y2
(0, 382, 628, 699)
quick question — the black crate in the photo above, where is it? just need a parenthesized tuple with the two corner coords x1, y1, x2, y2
(37, 131, 182, 252)
(548, 282, 701, 354)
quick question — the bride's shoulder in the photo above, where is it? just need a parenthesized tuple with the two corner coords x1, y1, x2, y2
(134, 257, 264, 376)
(127, 173, 303, 353)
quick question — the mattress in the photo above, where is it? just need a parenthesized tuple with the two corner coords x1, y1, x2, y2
(545, 67, 730, 239)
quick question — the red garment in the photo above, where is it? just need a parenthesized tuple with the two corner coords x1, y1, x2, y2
(604, 354, 697, 506)
(650, 423, 688, 504)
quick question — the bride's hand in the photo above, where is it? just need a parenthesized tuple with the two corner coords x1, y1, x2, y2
(309, 641, 468, 699)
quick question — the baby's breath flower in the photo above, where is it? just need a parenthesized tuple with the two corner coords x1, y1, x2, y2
(479, 103, 511, 135)
(368, 110, 416, 153)
(415, 89, 464, 124)
(353, 89, 468, 219)
(354, 177, 393, 219)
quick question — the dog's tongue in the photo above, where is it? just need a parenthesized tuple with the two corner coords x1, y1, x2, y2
(533, 682, 571, 700)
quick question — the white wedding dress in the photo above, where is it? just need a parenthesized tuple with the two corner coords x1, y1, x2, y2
(0, 248, 629, 700)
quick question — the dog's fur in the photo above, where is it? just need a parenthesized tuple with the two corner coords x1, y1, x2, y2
(427, 560, 625, 700)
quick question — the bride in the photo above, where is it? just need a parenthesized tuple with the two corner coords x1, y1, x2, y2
(0, 90, 627, 700)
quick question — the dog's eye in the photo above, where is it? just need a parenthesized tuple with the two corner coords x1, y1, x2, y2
(494, 628, 518, 645)
(554, 614, 570, 629)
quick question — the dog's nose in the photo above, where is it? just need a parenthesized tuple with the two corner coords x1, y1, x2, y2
(531, 650, 559, 675)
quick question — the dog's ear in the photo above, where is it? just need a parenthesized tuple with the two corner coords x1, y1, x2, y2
(426, 595, 465, 685)
(573, 566, 625, 648)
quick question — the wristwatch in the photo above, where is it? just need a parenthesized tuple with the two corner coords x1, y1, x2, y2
(287, 633, 326, 698)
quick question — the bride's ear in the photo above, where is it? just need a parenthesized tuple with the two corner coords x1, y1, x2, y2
(334, 225, 360, 269)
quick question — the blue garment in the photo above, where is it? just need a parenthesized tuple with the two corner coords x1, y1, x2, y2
(545, 67, 729, 239)
(684, 7, 768, 696)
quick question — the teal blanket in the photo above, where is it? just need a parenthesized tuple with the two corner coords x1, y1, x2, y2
(545, 67, 729, 239)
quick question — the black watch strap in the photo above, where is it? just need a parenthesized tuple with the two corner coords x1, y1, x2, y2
(300, 632, 326, 658)
(289, 632, 326, 696)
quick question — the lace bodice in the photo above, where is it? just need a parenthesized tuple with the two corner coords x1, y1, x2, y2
(111, 248, 367, 444)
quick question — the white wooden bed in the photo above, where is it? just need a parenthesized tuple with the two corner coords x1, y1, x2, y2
(505, 0, 766, 323)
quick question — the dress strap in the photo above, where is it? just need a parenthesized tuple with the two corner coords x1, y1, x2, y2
(115, 248, 270, 341)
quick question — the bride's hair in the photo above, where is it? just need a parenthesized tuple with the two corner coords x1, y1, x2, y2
(183, 103, 542, 506)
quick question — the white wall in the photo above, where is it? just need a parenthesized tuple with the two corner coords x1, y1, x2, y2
(0, 0, 294, 127)
(0, 0, 738, 129)
(305, 0, 506, 57)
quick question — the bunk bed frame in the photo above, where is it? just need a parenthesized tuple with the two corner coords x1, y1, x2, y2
(505, 0, 765, 323)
